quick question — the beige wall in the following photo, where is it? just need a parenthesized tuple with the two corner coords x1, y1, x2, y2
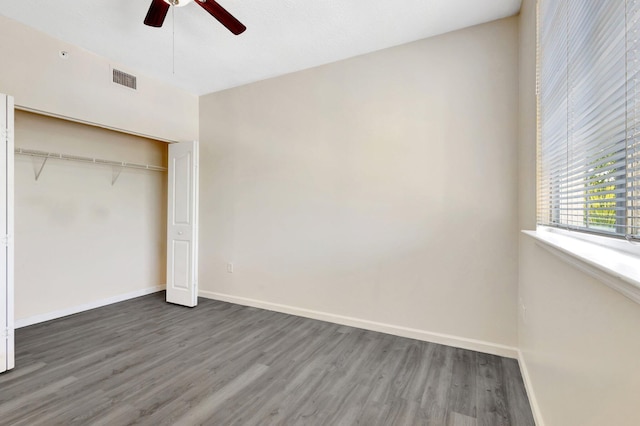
(0, 15, 198, 143)
(199, 17, 520, 352)
(14, 111, 167, 321)
(518, 1, 640, 425)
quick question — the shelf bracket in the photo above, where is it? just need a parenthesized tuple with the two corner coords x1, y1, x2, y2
(34, 157, 48, 181)
(111, 165, 123, 186)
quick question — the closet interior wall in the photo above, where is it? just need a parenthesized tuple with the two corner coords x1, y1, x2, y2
(14, 111, 167, 323)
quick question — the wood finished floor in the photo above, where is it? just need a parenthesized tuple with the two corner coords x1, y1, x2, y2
(0, 293, 535, 425)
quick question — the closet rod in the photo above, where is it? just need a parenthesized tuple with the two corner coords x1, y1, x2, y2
(14, 148, 167, 172)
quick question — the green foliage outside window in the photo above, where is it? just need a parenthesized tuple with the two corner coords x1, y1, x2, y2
(586, 156, 618, 230)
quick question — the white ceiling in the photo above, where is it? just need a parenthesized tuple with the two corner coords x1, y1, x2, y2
(0, 0, 521, 96)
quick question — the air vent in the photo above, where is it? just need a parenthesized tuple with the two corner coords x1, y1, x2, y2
(112, 69, 137, 90)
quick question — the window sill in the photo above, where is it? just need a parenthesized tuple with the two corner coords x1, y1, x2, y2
(522, 228, 640, 305)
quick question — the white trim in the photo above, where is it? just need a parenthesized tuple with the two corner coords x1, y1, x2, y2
(14, 105, 176, 144)
(6, 94, 14, 371)
(523, 228, 640, 304)
(15, 286, 164, 328)
(518, 350, 545, 426)
(199, 290, 519, 359)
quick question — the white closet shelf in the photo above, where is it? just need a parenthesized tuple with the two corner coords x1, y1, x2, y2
(15, 148, 167, 172)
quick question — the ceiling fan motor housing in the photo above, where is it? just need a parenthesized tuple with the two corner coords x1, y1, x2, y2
(163, 0, 193, 7)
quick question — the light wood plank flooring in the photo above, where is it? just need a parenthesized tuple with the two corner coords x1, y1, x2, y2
(0, 293, 535, 425)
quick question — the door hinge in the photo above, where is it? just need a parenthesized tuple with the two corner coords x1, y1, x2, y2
(0, 235, 11, 247)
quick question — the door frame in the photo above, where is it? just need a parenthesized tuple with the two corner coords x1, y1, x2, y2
(1, 93, 15, 373)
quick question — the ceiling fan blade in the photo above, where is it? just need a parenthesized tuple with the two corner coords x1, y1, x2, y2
(144, 0, 170, 27)
(196, 0, 246, 35)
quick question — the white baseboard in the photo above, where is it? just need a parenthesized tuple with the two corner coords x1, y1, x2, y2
(199, 290, 519, 359)
(517, 350, 545, 426)
(15, 286, 165, 328)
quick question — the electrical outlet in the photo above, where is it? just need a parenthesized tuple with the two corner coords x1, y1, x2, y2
(226, 262, 234, 273)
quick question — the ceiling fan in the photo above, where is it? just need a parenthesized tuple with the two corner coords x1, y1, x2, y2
(144, 0, 246, 35)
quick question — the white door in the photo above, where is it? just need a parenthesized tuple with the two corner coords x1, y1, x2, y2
(166, 141, 199, 307)
(0, 94, 14, 373)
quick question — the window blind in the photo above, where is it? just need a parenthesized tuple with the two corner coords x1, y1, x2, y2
(537, 0, 640, 240)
